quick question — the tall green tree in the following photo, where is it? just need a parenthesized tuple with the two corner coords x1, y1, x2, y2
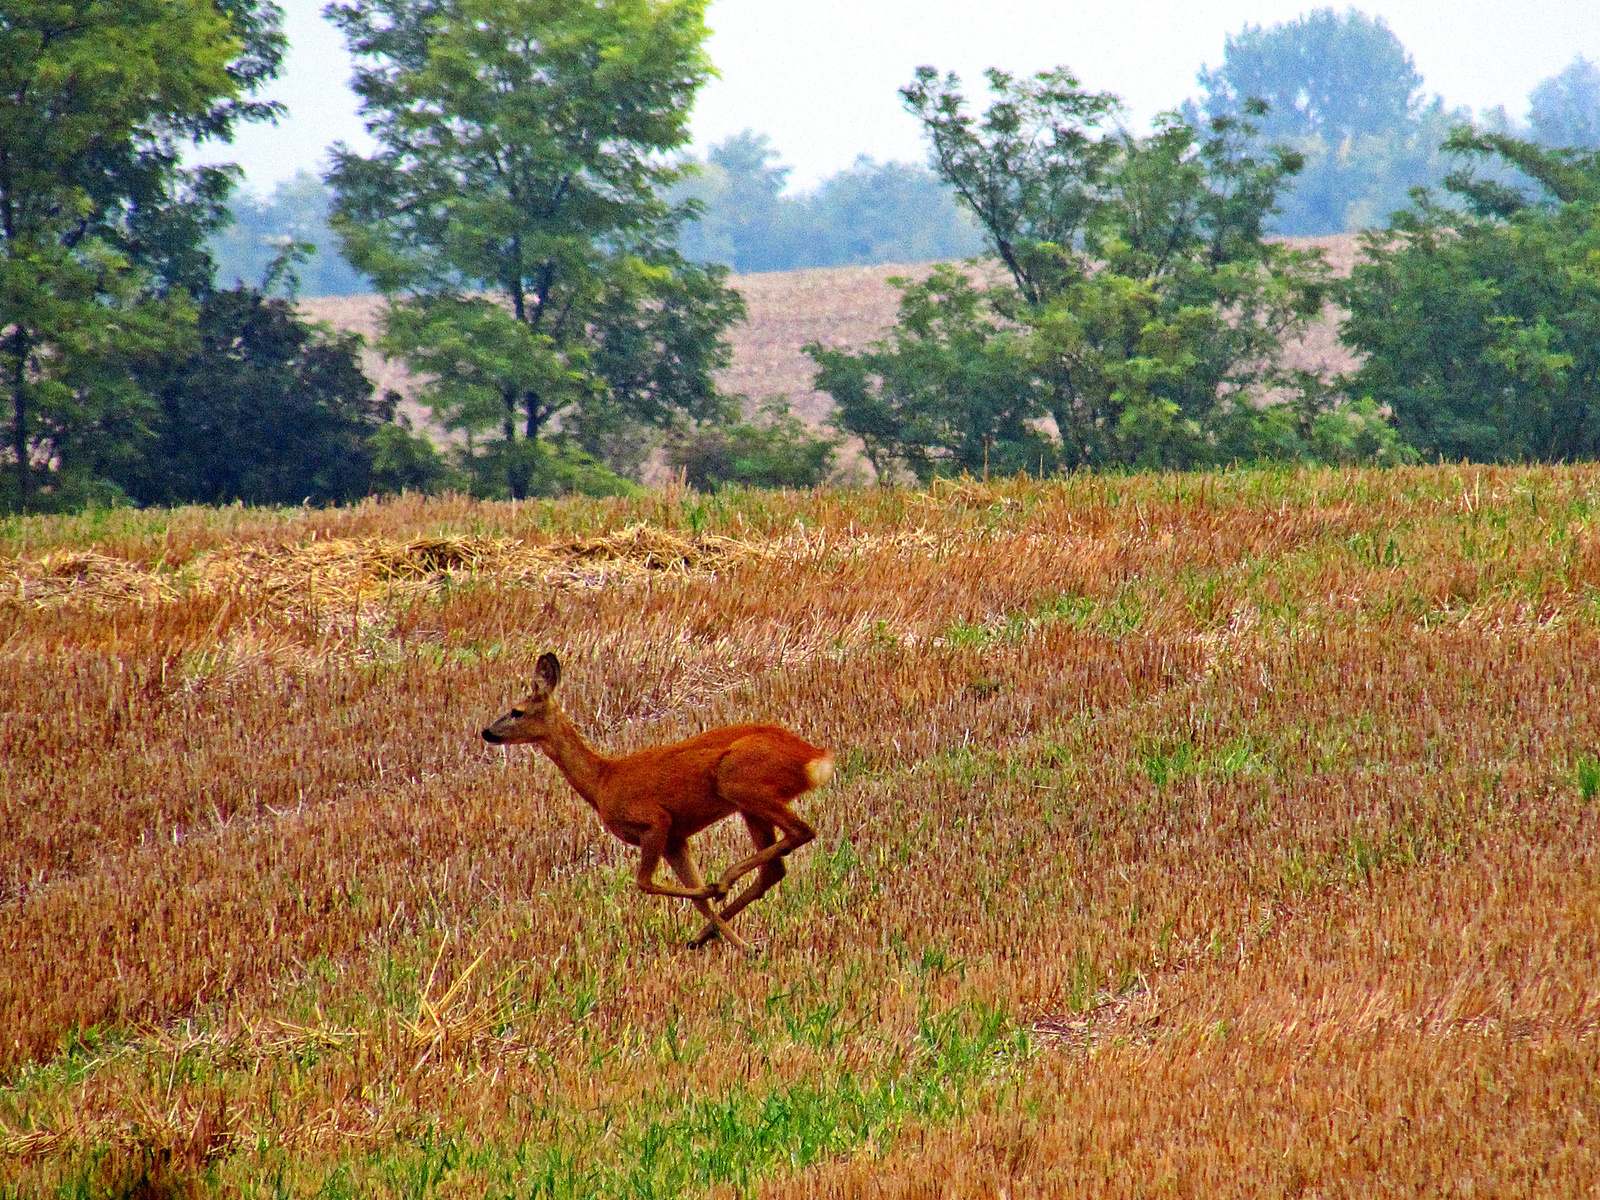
(112, 286, 390, 505)
(0, 0, 286, 509)
(326, 0, 743, 498)
(1343, 132, 1600, 462)
(808, 69, 1365, 481)
(1192, 8, 1465, 234)
(1528, 56, 1600, 151)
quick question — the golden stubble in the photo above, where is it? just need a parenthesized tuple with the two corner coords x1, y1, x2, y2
(2, 466, 1598, 1196)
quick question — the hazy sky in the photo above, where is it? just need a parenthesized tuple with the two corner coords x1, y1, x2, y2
(197, 0, 1600, 195)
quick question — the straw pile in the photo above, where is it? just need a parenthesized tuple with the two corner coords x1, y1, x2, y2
(1, 524, 775, 614)
(8, 550, 179, 608)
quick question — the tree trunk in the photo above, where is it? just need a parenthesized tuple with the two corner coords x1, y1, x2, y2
(502, 385, 528, 499)
(502, 385, 518, 443)
(7, 327, 29, 510)
(524, 390, 542, 441)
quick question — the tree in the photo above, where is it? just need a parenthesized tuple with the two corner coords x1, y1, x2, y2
(112, 287, 394, 505)
(1529, 57, 1600, 151)
(1342, 133, 1600, 463)
(798, 157, 982, 269)
(326, 0, 743, 499)
(0, 0, 286, 510)
(812, 264, 1047, 479)
(809, 68, 1347, 482)
(1198, 9, 1422, 143)
(209, 172, 372, 297)
(673, 133, 982, 273)
(1192, 8, 1465, 234)
(674, 131, 792, 272)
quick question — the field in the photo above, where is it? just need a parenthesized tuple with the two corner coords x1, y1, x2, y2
(3, 466, 1599, 1197)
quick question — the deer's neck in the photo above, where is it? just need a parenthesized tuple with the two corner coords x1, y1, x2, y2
(537, 711, 610, 809)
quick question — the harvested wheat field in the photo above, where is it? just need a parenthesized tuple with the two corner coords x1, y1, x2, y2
(3, 467, 1599, 1197)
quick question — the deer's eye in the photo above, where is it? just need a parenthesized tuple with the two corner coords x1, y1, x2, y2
(510, 709, 527, 718)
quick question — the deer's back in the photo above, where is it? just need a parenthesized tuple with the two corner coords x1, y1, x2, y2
(600, 724, 828, 840)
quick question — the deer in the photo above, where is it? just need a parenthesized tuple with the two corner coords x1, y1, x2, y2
(481, 652, 833, 952)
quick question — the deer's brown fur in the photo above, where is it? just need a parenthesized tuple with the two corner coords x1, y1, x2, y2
(482, 653, 832, 951)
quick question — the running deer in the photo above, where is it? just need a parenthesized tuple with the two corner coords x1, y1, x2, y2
(481, 653, 833, 952)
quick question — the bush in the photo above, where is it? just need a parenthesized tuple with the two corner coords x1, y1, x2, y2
(458, 437, 641, 501)
(116, 287, 388, 506)
(665, 400, 840, 490)
(1342, 132, 1600, 462)
(367, 411, 464, 495)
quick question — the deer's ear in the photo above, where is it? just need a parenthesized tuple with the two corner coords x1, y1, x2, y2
(532, 652, 562, 698)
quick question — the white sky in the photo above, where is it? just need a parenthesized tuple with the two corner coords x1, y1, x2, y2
(197, 0, 1600, 196)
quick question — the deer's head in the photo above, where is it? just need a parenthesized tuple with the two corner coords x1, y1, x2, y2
(482, 652, 562, 744)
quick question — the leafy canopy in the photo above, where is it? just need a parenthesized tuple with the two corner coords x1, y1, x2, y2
(809, 67, 1369, 482)
(0, 0, 286, 510)
(113, 288, 390, 506)
(1529, 56, 1600, 151)
(1191, 8, 1471, 236)
(665, 399, 840, 492)
(1343, 134, 1600, 463)
(1196, 8, 1423, 142)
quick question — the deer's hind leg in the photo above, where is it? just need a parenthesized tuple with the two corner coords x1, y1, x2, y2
(664, 843, 752, 953)
(690, 815, 786, 949)
(713, 796, 814, 897)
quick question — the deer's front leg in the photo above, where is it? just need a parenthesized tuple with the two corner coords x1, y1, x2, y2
(665, 845, 752, 953)
(691, 815, 781, 948)
(635, 820, 719, 901)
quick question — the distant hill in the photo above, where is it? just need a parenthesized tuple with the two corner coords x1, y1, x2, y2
(300, 235, 1363, 437)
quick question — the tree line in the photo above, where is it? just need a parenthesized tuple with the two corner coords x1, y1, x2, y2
(811, 67, 1600, 480)
(211, 11, 1600, 295)
(5, 0, 1600, 513)
(1, 0, 819, 512)
(209, 151, 982, 298)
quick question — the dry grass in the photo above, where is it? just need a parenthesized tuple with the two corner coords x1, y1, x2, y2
(2, 466, 1598, 1197)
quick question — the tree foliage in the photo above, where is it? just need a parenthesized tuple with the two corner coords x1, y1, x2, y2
(665, 399, 839, 491)
(1197, 8, 1422, 142)
(1191, 8, 1470, 235)
(1529, 56, 1600, 151)
(811, 265, 1049, 480)
(326, 0, 742, 498)
(0, 0, 286, 510)
(1343, 135, 1600, 462)
(674, 132, 982, 273)
(809, 67, 1358, 482)
(111, 287, 393, 505)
